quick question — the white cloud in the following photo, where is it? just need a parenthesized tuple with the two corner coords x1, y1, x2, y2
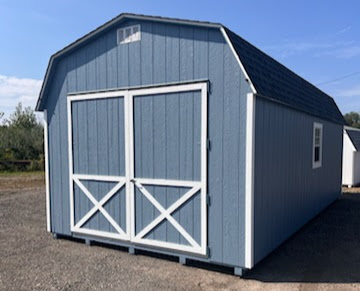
(0, 74, 42, 119)
(264, 41, 334, 59)
(335, 25, 352, 35)
(336, 86, 360, 98)
(264, 39, 360, 59)
(335, 46, 360, 58)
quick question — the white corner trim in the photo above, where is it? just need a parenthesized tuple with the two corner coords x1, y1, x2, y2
(220, 27, 257, 94)
(44, 110, 51, 232)
(245, 92, 255, 269)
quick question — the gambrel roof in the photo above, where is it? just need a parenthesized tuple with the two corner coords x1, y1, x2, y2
(226, 29, 344, 124)
(36, 13, 344, 125)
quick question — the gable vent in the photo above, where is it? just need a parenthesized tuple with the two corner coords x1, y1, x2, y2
(117, 25, 141, 44)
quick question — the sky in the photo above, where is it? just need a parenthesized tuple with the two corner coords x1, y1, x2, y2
(0, 0, 359, 119)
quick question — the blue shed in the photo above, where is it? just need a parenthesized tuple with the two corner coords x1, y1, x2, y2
(36, 13, 344, 275)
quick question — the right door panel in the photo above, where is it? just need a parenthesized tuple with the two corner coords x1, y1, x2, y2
(130, 85, 207, 255)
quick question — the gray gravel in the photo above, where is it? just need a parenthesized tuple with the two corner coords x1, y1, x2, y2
(1, 175, 360, 290)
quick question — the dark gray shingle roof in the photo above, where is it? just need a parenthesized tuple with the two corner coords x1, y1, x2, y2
(347, 129, 360, 151)
(225, 28, 345, 125)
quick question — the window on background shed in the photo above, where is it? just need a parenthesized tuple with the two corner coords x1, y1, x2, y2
(117, 25, 141, 44)
(313, 122, 323, 169)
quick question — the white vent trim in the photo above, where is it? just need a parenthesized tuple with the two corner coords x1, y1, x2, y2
(117, 24, 141, 44)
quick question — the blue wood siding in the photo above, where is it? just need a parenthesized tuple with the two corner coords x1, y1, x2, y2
(253, 97, 343, 264)
(133, 91, 201, 245)
(45, 20, 251, 267)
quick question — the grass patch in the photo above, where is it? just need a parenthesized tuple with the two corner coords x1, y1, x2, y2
(0, 171, 45, 177)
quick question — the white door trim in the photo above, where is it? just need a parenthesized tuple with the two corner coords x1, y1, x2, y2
(67, 82, 208, 256)
(128, 82, 208, 256)
(67, 93, 129, 241)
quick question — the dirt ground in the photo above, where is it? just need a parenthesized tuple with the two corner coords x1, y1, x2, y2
(1, 173, 360, 290)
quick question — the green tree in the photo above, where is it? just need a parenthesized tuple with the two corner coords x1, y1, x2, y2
(0, 103, 43, 161)
(344, 112, 360, 129)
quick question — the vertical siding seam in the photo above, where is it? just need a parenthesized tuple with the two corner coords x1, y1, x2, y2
(151, 23, 156, 225)
(237, 72, 241, 266)
(116, 37, 119, 87)
(57, 74, 63, 233)
(84, 48, 89, 228)
(164, 24, 168, 241)
(96, 102, 100, 229)
(105, 36, 110, 177)
(95, 40, 98, 89)
(75, 52, 78, 92)
(107, 99, 110, 176)
(141, 98, 144, 228)
(127, 41, 130, 86)
(191, 28, 195, 237)
(139, 26, 144, 230)
(60, 59, 70, 231)
(105, 36, 108, 90)
(206, 30, 210, 248)
(140, 34, 143, 86)
(177, 27, 181, 243)
(95, 42, 101, 229)
(85, 102, 89, 175)
(221, 42, 225, 261)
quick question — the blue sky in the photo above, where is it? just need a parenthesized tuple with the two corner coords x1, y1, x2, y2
(0, 0, 359, 118)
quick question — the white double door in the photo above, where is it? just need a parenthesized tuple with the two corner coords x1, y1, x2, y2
(68, 82, 207, 255)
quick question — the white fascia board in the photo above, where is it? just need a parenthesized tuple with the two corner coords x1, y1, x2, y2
(220, 27, 257, 94)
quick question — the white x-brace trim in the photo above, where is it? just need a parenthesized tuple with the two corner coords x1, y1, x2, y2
(132, 180, 201, 248)
(73, 177, 126, 237)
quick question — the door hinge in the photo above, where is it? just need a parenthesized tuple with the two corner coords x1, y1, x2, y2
(207, 139, 211, 151)
(206, 195, 211, 206)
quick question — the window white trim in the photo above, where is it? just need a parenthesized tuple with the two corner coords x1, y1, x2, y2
(117, 24, 141, 44)
(312, 122, 323, 169)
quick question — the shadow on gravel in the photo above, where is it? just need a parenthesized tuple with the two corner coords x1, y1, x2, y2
(245, 193, 360, 283)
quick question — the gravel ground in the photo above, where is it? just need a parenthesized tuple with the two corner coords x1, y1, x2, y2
(1, 173, 360, 290)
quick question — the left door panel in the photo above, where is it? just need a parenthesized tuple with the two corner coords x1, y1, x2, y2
(69, 95, 130, 241)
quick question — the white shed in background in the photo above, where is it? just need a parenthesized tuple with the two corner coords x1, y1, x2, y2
(343, 127, 360, 187)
